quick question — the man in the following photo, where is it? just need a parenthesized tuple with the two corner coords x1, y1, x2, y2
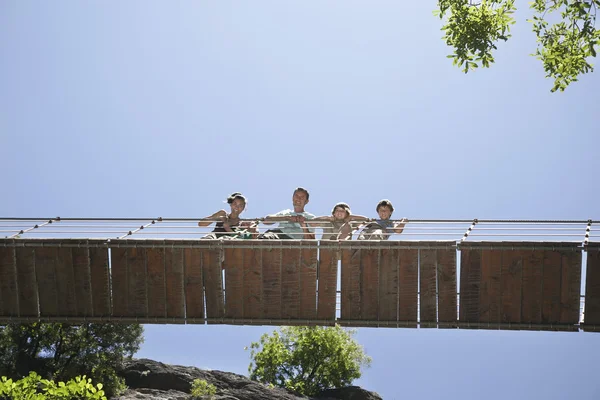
(260, 187, 315, 239)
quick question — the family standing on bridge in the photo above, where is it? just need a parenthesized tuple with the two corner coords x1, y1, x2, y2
(197, 188, 407, 241)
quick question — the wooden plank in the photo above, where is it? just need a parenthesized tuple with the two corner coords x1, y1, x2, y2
(500, 250, 523, 324)
(281, 248, 301, 319)
(299, 244, 317, 320)
(560, 250, 581, 324)
(437, 248, 457, 323)
(542, 250, 562, 324)
(521, 250, 543, 324)
(398, 248, 418, 325)
(223, 247, 244, 319)
(34, 247, 59, 316)
(71, 248, 93, 317)
(360, 249, 379, 321)
(341, 248, 361, 320)
(317, 245, 338, 320)
(202, 248, 224, 319)
(110, 248, 128, 317)
(262, 246, 282, 319)
(15, 248, 38, 317)
(243, 248, 262, 319)
(585, 249, 600, 325)
(54, 248, 77, 316)
(0, 247, 18, 316)
(165, 248, 185, 320)
(146, 248, 166, 318)
(378, 249, 399, 322)
(419, 249, 437, 324)
(183, 248, 204, 320)
(459, 248, 481, 323)
(482, 250, 502, 324)
(128, 248, 148, 317)
(89, 248, 110, 317)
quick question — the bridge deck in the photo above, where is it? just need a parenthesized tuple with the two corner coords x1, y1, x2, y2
(1, 238, 597, 331)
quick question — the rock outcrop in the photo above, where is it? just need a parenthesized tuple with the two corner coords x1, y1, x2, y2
(113, 359, 382, 400)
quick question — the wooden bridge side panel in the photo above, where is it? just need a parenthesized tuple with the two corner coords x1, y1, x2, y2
(419, 249, 437, 324)
(459, 248, 481, 323)
(398, 249, 418, 325)
(16, 248, 38, 317)
(479, 250, 501, 324)
(35, 248, 60, 317)
(129, 248, 148, 317)
(542, 250, 562, 324)
(89, 248, 111, 317)
(281, 248, 301, 319)
(203, 249, 224, 320)
(378, 249, 399, 322)
(223, 247, 244, 319)
(243, 248, 262, 319)
(165, 248, 185, 320)
(71, 248, 93, 317)
(341, 249, 361, 320)
(54, 248, 77, 317)
(361, 249, 379, 321)
(110, 248, 129, 317)
(146, 248, 166, 318)
(0, 248, 18, 316)
(262, 247, 282, 319)
(437, 249, 457, 323)
(521, 250, 543, 324)
(560, 251, 581, 324)
(183, 248, 204, 320)
(585, 249, 600, 325)
(317, 246, 338, 321)
(500, 250, 523, 324)
(299, 246, 317, 320)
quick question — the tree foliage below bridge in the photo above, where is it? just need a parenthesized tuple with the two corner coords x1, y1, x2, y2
(0, 323, 143, 397)
(247, 325, 371, 396)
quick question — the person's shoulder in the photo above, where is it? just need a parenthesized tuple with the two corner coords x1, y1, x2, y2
(303, 212, 316, 219)
(274, 209, 292, 216)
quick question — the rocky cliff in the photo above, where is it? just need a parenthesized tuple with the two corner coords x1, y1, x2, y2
(114, 359, 382, 400)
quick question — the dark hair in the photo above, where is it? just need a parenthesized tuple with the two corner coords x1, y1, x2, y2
(331, 202, 351, 217)
(293, 187, 310, 200)
(376, 199, 394, 213)
(226, 192, 246, 205)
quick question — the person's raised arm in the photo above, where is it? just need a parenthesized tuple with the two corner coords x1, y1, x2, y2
(346, 214, 370, 223)
(198, 209, 227, 227)
(263, 215, 291, 225)
(393, 218, 408, 234)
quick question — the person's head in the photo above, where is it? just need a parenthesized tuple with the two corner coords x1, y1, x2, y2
(331, 202, 351, 221)
(226, 192, 246, 216)
(376, 199, 394, 220)
(292, 187, 310, 212)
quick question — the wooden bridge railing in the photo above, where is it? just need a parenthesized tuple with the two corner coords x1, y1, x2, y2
(0, 238, 597, 332)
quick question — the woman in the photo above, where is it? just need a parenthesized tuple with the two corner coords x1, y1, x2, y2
(198, 192, 258, 239)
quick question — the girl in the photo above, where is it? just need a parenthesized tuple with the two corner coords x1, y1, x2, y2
(198, 192, 258, 239)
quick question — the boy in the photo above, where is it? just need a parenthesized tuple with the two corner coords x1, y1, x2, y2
(357, 199, 407, 240)
(260, 187, 316, 239)
(315, 202, 369, 241)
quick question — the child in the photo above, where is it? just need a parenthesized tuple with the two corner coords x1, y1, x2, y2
(357, 199, 406, 240)
(315, 202, 369, 241)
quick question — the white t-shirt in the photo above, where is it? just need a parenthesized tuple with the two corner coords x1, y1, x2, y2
(272, 209, 316, 239)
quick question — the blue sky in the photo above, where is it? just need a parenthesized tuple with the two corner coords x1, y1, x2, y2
(2, 1, 599, 399)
